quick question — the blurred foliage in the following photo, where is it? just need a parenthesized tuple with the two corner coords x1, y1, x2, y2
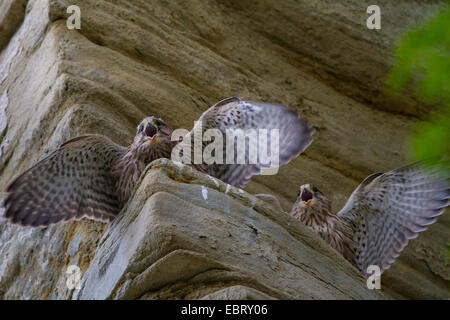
(386, 6, 450, 169)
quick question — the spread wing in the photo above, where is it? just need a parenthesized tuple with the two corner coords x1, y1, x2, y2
(337, 161, 450, 275)
(4, 134, 126, 226)
(176, 97, 314, 188)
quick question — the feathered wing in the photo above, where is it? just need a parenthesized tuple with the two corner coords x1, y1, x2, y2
(4, 134, 126, 226)
(178, 97, 314, 188)
(337, 161, 450, 275)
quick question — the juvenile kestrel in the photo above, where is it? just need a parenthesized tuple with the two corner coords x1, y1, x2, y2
(4, 97, 314, 226)
(289, 161, 449, 276)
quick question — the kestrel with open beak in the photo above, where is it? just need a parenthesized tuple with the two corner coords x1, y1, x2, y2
(290, 161, 449, 276)
(4, 97, 314, 226)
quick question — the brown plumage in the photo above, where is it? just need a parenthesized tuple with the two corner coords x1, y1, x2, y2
(289, 162, 449, 276)
(4, 135, 125, 226)
(290, 184, 355, 262)
(4, 97, 314, 227)
(112, 117, 176, 205)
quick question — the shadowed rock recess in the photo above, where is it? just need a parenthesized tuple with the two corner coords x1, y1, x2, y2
(0, 0, 448, 299)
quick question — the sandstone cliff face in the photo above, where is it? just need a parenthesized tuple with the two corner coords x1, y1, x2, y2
(0, 0, 448, 299)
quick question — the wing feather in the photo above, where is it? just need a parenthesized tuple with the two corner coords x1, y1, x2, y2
(4, 134, 126, 226)
(337, 161, 449, 275)
(180, 97, 314, 188)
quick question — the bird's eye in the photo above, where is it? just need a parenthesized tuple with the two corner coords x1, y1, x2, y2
(138, 125, 144, 132)
(297, 191, 301, 197)
(312, 186, 318, 193)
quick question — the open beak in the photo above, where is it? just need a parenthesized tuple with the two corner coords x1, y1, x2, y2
(300, 186, 313, 202)
(145, 122, 157, 138)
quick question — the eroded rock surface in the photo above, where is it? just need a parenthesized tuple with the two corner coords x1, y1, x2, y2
(0, 0, 448, 299)
(72, 160, 383, 299)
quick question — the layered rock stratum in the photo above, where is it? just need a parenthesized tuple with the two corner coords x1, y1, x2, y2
(0, 0, 448, 299)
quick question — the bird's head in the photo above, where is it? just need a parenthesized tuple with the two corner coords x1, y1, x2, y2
(133, 116, 173, 146)
(295, 184, 330, 209)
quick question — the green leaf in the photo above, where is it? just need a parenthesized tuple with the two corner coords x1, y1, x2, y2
(387, 6, 450, 166)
